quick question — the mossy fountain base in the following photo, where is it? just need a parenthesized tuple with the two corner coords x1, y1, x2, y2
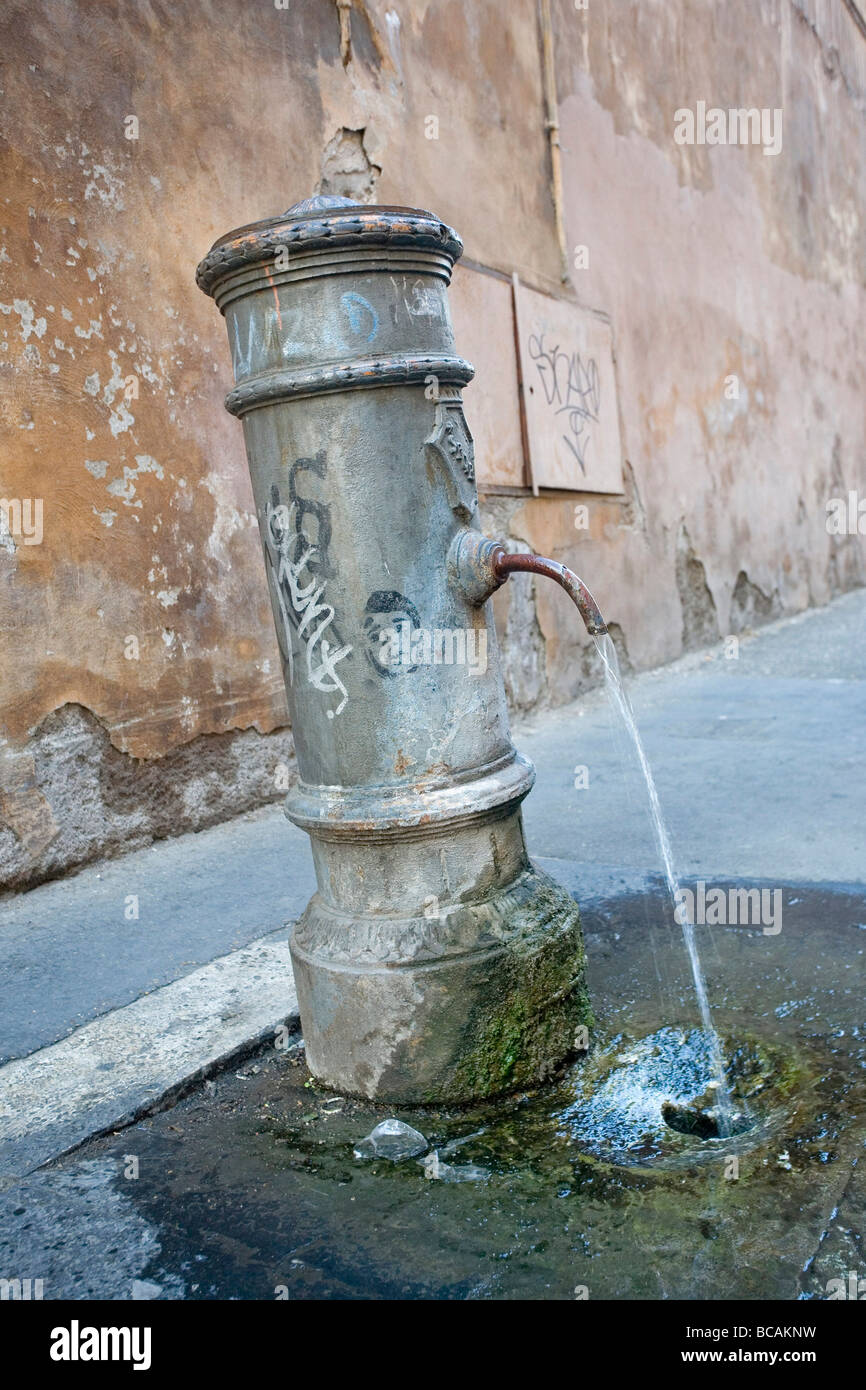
(41, 881, 865, 1301)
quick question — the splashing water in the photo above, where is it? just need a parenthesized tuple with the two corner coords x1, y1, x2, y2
(594, 632, 734, 1138)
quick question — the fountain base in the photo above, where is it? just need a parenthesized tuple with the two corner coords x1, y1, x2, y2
(290, 860, 592, 1104)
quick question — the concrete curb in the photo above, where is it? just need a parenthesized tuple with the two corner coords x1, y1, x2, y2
(0, 930, 299, 1181)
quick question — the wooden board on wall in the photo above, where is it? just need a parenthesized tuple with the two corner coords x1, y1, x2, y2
(513, 280, 624, 494)
(449, 263, 526, 489)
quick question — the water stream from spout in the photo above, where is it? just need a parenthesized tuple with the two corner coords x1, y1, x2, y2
(488, 545, 736, 1135)
(593, 631, 734, 1138)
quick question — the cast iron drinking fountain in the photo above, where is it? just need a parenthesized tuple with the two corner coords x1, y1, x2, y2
(196, 195, 609, 1104)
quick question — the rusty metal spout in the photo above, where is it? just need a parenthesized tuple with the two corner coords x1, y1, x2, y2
(449, 529, 607, 638)
(492, 550, 608, 637)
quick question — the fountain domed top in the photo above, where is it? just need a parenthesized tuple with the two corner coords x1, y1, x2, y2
(196, 192, 463, 299)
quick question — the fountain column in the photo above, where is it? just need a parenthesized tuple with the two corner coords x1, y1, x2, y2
(197, 194, 591, 1102)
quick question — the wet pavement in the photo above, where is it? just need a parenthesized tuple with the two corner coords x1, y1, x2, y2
(3, 881, 863, 1301)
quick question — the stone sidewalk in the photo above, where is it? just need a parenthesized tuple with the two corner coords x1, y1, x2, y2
(1, 587, 864, 1179)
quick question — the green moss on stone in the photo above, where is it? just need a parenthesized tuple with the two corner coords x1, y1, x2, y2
(447, 873, 594, 1102)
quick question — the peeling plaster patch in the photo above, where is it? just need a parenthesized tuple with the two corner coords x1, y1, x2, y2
(85, 459, 108, 479)
(676, 524, 719, 650)
(483, 513, 547, 713)
(618, 459, 647, 532)
(0, 705, 298, 892)
(136, 359, 159, 386)
(82, 161, 125, 211)
(729, 571, 781, 632)
(0, 299, 47, 341)
(156, 588, 180, 608)
(319, 128, 381, 203)
(101, 351, 125, 406)
(0, 741, 59, 857)
(92, 507, 117, 528)
(83, 372, 100, 395)
(73, 318, 103, 341)
(0, 511, 17, 554)
(134, 454, 163, 481)
(100, 351, 139, 434)
(106, 455, 164, 507)
(108, 402, 134, 436)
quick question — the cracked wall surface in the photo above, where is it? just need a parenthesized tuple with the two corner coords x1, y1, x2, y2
(1, 0, 865, 889)
(485, 0, 865, 708)
(0, 705, 298, 893)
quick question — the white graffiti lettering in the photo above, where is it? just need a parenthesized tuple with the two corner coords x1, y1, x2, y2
(265, 497, 352, 718)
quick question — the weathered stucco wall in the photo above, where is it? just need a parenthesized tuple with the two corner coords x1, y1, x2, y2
(1, 0, 864, 889)
(486, 0, 866, 710)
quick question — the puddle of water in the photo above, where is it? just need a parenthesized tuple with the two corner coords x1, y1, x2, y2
(46, 884, 864, 1302)
(561, 1026, 777, 1168)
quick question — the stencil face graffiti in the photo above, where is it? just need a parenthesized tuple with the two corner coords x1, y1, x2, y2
(264, 460, 352, 719)
(362, 590, 423, 677)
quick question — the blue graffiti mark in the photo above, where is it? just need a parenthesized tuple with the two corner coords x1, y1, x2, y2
(340, 291, 379, 343)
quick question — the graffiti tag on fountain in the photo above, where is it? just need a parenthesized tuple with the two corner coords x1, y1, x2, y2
(527, 332, 600, 475)
(264, 458, 351, 719)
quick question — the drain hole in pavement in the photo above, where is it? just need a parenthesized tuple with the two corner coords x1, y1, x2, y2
(662, 1101, 756, 1140)
(661, 1101, 721, 1139)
